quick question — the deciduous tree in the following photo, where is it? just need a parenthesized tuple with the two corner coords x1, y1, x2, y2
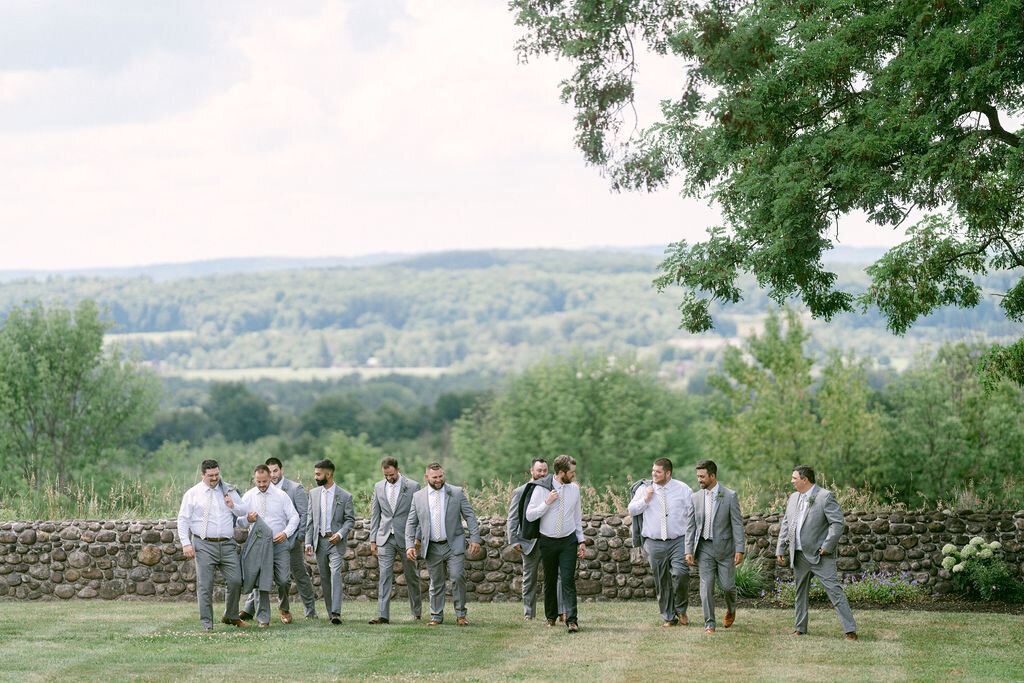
(512, 0, 1024, 382)
(0, 300, 159, 486)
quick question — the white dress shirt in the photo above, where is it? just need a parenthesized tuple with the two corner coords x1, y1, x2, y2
(239, 485, 299, 537)
(525, 480, 584, 543)
(320, 483, 337, 534)
(428, 486, 447, 541)
(176, 481, 251, 546)
(627, 478, 693, 540)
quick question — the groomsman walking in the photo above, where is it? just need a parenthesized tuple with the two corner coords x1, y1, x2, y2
(405, 462, 481, 626)
(507, 458, 565, 621)
(627, 457, 693, 626)
(776, 465, 857, 640)
(176, 459, 252, 630)
(305, 459, 355, 624)
(525, 454, 585, 633)
(685, 459, 745, 633)
(368, 456, 423, 623)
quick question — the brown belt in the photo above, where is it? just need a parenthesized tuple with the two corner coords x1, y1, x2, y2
(202, 537, 230, 542)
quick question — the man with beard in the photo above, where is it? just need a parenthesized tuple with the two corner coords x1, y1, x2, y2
(236, 464, 298, 627)
(405, 462, 481, 626)
(507, 458, 565, 621)
(240, 458, 317, 623)
(627, 457, 693, 627)
(776, 465, 857, 640)
(525, 454, 585, 633)
(305, 459, 355, 624)
(176, 459, 252, 630)
(685, 459, 745, 633)
(368, 456, 422, 624)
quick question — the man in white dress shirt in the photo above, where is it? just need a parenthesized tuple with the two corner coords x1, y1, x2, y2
(627, 458, 694, 627)
(237, 464, 299, 627)
(525, 454, 586, 633)
(305, 458, 355, 624)
(176, 459, 253, 630)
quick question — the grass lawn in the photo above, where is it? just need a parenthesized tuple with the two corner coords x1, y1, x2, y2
(0, 601, 1021, 681)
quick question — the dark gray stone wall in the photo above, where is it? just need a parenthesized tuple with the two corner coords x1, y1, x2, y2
(2, 511, 1021, 601)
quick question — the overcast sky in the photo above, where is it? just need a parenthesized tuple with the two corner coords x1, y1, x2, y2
(0, 0, 902, 271)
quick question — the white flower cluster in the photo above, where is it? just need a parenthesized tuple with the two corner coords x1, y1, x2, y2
(940, 536, 1002, 575)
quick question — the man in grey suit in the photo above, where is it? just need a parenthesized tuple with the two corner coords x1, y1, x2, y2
(776, 465, 857, 640)
(240, 457, 318, 623)
(368, 456, 423, 624)
(685, 459, 745, 633)
(507, 458, 565, 621)
(406, 462, 481, 626)
(304, 458, 355, 624)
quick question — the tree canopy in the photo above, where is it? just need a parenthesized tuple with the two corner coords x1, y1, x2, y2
(0, 300, 159, 486)
(511, 0, 1024, 382)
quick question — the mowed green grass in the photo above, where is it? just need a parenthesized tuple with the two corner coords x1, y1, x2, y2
(0, 601, 1021, 681)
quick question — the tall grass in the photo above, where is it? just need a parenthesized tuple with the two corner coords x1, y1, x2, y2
(3, 472, 1022, 521)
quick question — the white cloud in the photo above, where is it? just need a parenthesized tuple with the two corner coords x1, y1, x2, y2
(0, 0, 898, 271)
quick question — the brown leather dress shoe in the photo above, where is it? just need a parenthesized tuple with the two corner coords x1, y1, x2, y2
(258, 622, 269, 628)
(704, 627, 715, 634)
(661, 621, 675, 628)
(456, 617, 469, 626)
(546, 619, 556, 627)
(723, 610, 735, 628)
(427, 620, 442, 626)
(221, 617, 250, 627)
(330, 614, 342, 625)
(845, 632, 858, 641)
(280, 611, 292, 624)
(792, 630, 804, 636)
(567, 622, 579, 633)
(238, 611, 253, 621)
(558, 613, 566, 623)
(368, 617, 390, 624)
(677, 614, 689, 626)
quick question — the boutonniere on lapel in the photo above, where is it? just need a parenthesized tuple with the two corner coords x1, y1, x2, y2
(716, 490, 725, 501)
(807, 494, 816, 506)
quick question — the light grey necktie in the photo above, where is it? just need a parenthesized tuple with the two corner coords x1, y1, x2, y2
(556, 485, 565, 536)
(200, 488, 213, 538)
(431, 489, 443, 540)
(389, 482, 398, 510)
(795, 494, 808, 550)
(659, 488, 668, 540)
(702, 490, 712, 540)
(259, 491, 267, 517)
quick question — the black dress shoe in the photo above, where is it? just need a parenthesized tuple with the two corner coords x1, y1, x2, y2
(330, 614, 342, 625)
(368, 617, 389, 624)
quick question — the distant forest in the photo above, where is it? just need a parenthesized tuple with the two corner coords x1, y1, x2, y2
(0, 249, 1019, 380)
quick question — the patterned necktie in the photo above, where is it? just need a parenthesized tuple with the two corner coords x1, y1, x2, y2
(556, 485, 565, 536)
(200, 488, 213, 538)
(795, 495, 807, 548)
(432, 489, 442, 540)
(659, 487, 668, 540)
(702, 490, 712, 540)
(259, 491, 267, 517)
(389, 482, 398, 510)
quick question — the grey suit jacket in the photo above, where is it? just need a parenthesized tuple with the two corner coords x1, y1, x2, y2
(279, 477, 308, 549)
(686, 485, 746, 558)
(369, 474, 420, 547)
(506, 481, 537, 554)
(305, 484, 355, 552)
(776, 485, 845, 566)
(406, 483, 481, 558)
(240, 516, 275, 593)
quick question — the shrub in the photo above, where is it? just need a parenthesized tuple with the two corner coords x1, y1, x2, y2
(761, 569, 924, 606)
(731, 558, 772, 598)
(942, 537, 1023, 602)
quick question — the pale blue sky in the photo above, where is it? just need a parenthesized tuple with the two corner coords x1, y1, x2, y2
(0, 0, 899, 271)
